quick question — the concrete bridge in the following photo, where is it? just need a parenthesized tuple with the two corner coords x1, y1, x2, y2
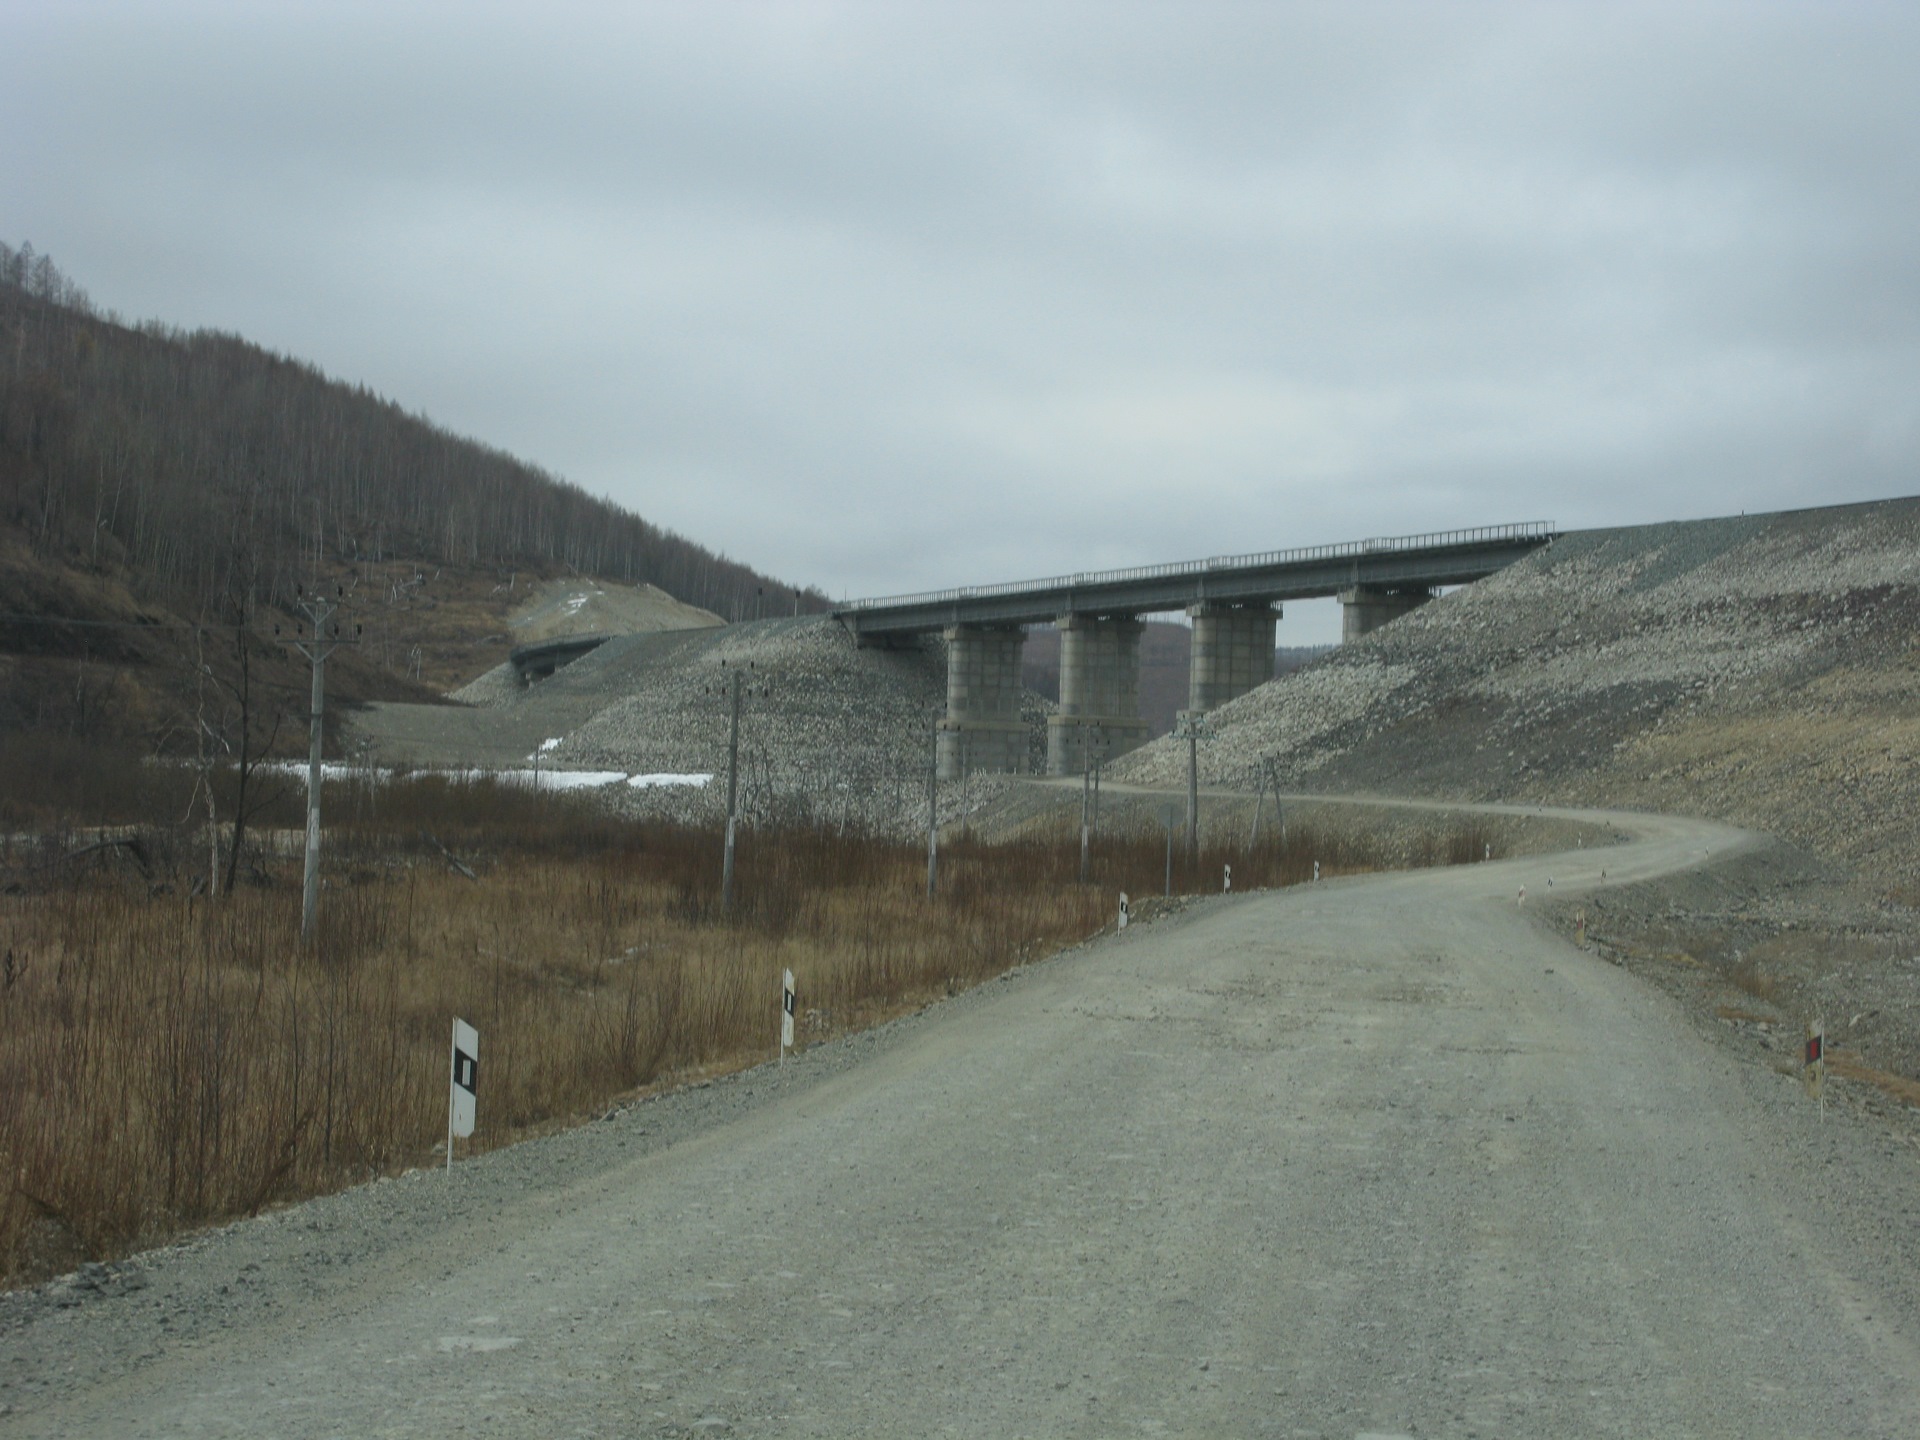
(509, 632, 614, 684)
(834, 521, 1556, 779)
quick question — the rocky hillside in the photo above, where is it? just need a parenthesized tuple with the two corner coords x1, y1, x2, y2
(349, 617, 991, 827)
(1114, 496, 1920, 892)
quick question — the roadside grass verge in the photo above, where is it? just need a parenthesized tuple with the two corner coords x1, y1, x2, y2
(1827, 1053, 1920, 1109)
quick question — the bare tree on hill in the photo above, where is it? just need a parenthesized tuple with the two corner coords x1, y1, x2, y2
(0, 241, 828, 637)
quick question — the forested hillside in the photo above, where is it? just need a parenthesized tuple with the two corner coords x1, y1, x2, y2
(0, 242, 823, 626)
(0, 242, 827, 752)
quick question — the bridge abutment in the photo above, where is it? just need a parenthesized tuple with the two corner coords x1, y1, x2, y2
(937, 624, 1027, 778)
(1186, 601, 1278, 713)
(1339, 585, 1433, 641)
(1046, 614, 1149, 776)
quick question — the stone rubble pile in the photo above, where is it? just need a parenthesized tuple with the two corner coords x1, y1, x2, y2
(447, 616, 1048, 835)
(1112, 497, 1920, 889)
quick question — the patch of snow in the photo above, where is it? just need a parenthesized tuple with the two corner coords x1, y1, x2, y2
(254, 760, 630, 791)
(513, 769, 629, 791)
(628, 773, 714, 790)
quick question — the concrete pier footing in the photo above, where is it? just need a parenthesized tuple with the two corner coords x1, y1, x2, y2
(937, 625, 1027, 778)
(1338, 585, 1433, 641)
(1187, 602, 1279, 713)
(1046, 614, 1149, 776)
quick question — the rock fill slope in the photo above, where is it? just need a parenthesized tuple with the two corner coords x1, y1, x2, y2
(353, 617, 962, 821)
(1114, 496, 1920, 890)
(505, 577, 723, 645)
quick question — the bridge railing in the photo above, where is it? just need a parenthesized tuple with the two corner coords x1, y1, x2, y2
(836, 520, 1557, 613)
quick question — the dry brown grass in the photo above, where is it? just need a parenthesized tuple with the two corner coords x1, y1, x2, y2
(0, 813, 1111, 1286)
(0, 776, 1495, 1287)
(1827, 1052, 1920, 1109)
(1727, 955, 1782, 1003)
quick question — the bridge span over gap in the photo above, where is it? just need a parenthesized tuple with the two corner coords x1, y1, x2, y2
(834, 521, 1556, 779)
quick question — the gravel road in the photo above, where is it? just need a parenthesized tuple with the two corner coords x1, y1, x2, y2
(8, 801, 1920, 1438)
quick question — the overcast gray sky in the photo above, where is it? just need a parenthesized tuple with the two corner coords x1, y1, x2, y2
(6, 1, 1917, 642)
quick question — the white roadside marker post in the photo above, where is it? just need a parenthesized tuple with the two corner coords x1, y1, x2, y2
(448, 1017, 479, 1174)
(781, 969, 796, 1063)
(1223, 863, 1231, 893)
(1118, 892, 1130, 931)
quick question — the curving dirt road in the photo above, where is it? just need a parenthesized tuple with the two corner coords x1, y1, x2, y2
(8, 802, 1920, 1437)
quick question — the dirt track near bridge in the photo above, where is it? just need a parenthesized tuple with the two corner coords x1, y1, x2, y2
(8, 802, 1920, 1438)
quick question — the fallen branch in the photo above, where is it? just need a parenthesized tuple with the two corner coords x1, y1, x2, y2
(421, 830, 478, 881)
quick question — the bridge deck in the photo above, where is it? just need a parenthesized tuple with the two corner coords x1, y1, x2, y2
(834, 522, 1556, 637)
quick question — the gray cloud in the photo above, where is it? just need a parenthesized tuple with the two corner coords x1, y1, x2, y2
(6, 1, 1918, 639)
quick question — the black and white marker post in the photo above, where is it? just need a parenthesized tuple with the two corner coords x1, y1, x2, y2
(780, 969, 796, 1063)
(448, 1017, 479, 1173)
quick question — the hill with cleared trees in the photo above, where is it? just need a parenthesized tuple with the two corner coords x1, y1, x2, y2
(0, 242, 824, 754)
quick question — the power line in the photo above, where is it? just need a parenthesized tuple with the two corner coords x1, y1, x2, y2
(0, 611, 210, 631)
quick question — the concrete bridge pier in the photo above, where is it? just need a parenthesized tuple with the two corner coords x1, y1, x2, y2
(937, 624, 1027, 779)
(1187, 601, 1279, 713)
(1339, 585, 1433, 641)
(1046, 614, 1149, 776)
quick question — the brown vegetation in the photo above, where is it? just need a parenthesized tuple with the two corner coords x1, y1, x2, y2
(0, 242, 830, 758)
(0, 764, 1497, 1288)
(0, 243, 823, 625)
(0, 789, 1104, 1286)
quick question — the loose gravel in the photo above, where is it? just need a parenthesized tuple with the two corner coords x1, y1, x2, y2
(1105, 494, 1920, 1131)
(11, 806, 1920, 1436)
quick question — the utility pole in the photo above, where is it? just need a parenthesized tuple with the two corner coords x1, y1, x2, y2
(1079, 757, 1092, 884)
(291, 589, 355, 947)
(722, 667, 742, 915)
(1090, 723, 1104, 832)
(926, 714, 939, 899)
(1164, 804, 1175, 897)
(1176, 712, 1203, 867)
(1187, 727, 1199, 863)
(704, 661, 768, 917)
